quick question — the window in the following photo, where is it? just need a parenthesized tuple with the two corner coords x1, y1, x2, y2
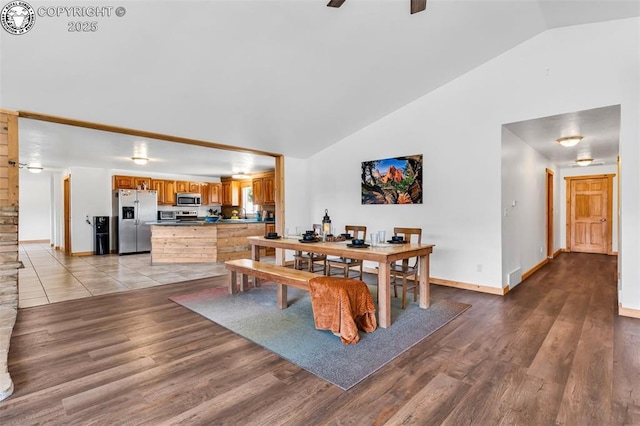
(242, 185, 256, 213)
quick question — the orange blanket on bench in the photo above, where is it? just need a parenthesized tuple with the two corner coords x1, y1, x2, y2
(308, 276, 377, 345)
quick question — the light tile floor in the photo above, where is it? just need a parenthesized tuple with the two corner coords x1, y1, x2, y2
(17, 242, 234, 308)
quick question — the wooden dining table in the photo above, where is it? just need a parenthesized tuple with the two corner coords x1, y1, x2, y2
(247, 236, 435, 328)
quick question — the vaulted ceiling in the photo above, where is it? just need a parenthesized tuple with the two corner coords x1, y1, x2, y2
(2, 1, 638, 175)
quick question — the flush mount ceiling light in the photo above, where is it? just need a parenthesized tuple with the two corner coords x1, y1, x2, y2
(27, 165, 43, 173)
(232, 174, 250, 179)
(131, 157, 149, 165)
(556, 136, 583, 147)
(576, 157, 593, 167)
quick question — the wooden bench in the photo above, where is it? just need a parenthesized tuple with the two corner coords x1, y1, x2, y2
(224, 259, 318, 309)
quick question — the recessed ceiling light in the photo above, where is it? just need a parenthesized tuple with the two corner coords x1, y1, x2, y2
(556, 136, 583, 147)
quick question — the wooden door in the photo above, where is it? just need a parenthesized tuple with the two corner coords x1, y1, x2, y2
(567, 175, 613, 254)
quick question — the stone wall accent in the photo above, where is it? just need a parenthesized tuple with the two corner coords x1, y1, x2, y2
(0, 110, 19, 401)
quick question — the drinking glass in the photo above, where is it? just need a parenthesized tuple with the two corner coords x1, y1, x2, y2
(370, 233, 379, 247)
(295, 226, 302, 237)
(378, 230, 386, 244)
(284, 228, 289, 238)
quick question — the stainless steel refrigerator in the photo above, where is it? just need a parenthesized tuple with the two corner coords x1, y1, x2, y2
(112, 189, 158, 254)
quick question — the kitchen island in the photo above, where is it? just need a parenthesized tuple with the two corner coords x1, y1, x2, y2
(150, 220, 267, 264)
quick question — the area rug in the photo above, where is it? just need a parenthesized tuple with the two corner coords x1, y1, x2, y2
(170, 284, 470, 390)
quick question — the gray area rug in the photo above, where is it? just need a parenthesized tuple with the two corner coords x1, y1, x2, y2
(170, 284, 470, 390)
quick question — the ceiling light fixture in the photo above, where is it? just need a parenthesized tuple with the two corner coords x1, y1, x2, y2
(27, 166, 43, 174)
(232, 174, 250, 179)
(131, 157, 149, 165)
(576, 157, 593, 167)
(556, 136, 583, 147)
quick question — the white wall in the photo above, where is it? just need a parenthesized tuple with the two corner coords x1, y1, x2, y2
(29, 167, 229, 254)
(18, 170, 52, 241)
(299, 18, 639, 296)
(501, 127, 558, 290)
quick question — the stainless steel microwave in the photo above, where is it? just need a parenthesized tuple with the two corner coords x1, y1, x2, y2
(176, 193, 202, 207)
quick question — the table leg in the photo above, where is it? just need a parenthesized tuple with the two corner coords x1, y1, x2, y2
(251, 244, 261, 287)
(419, 254, 430, 308)
(228, 270, 237, 294)
(378, 262, 391, 328)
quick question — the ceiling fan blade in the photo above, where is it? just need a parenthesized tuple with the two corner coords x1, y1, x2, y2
(327, 0, 346, 7)
(411, 0, 427, 14)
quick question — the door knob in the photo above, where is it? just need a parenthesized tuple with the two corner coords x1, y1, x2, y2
(601, 218, 607, 222)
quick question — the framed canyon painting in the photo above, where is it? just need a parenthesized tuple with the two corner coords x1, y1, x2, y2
(361, 154, 423, 204)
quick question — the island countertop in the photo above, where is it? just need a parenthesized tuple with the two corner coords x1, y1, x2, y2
(150, 221, 266, 264)
(148, 218, 274, 226)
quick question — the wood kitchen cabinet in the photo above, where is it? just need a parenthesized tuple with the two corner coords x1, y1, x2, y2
(113, 175, 153, 190)
(176, 181, 201, 194)
(151, 179, 166, 204)
(250, 172, 275, 206)
(152, 179, 177, 205)
(252, 178, 264, 206)
(113, 175, 136, 189)
(202, 182, 222, 205)
(175, 181, 189, 193)
(222, 180, 240, 206)
(263, 174, 275, 204)
(165, 180, 176, 205)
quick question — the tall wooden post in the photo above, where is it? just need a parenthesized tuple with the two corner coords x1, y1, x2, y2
(0, 109, 19, 401)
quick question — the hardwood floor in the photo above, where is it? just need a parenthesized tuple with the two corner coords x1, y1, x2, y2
(1, 252, 638, 425)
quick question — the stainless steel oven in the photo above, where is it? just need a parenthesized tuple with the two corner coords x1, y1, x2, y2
(176, 193, 201, 207)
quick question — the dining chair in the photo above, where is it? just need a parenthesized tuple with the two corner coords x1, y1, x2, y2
(325, 225, 367, 279)
(389, 227, 422, 309)
(293, 224, 327, 273)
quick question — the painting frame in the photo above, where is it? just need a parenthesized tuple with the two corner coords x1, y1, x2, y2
(361, 154, 423, 205)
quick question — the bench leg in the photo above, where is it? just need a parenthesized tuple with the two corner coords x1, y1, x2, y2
(277, 284, 288, 309)
(228, 270, 238, 294)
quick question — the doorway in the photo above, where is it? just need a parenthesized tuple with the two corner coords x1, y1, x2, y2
(546, 168, 554, 258)
(565, 174, 614, 254)
(64, 175, 71, 254)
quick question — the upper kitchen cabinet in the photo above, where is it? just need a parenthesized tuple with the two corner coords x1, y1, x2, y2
(151, 179, 177, 205)
(252, 178, 263, 206)
(113, 175, 152, 190)
(176, 181, 201, 194)
(251, 172, 275, 205)
(201, 182, 222, 205)
(221, 180, 240, 206)
(263, 173, 275, 205)
(175, 181, 189, 193)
